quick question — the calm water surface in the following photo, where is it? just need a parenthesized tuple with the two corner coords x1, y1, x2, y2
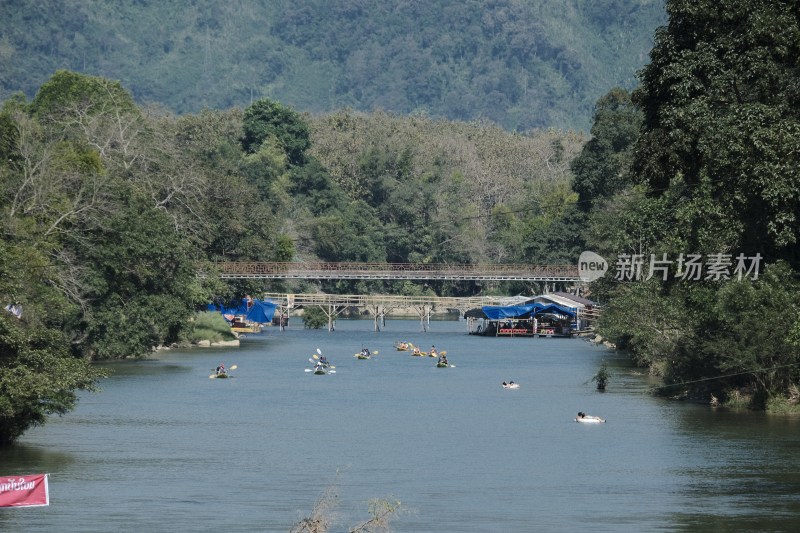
(2, 319, 800, 532)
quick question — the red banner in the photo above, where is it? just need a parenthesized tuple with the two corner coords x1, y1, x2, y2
(0, 474, 49, 507)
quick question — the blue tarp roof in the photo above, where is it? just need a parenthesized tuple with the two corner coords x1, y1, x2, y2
(481, 302, 575, 320)
(207, 298, 277, 323)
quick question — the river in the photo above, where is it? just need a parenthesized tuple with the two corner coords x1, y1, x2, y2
(2, 319, 800, 532)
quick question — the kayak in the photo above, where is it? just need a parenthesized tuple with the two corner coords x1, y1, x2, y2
(355, 354, 371, 359)
(436, 362, 449, 368)
(502, 382, 520, 389)
(313, 367, 327, 375)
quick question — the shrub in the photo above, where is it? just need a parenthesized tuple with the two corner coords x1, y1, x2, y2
(302, 306, 328, 329)
(187, 312, 237, 343)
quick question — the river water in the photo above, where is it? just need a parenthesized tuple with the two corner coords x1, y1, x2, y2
(2, 319, 800, 532)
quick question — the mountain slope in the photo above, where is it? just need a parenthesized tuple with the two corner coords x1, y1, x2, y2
(0, 0, 665, 131)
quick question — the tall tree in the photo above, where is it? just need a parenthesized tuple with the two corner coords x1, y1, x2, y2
(594, 0, 800, 408)
(571, 87, 641, 210)
(633, 0, 800, 260)
(241, 98, 310, 165)
(0, 238, 105, 446)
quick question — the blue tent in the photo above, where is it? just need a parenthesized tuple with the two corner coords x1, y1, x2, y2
(482, 303, 539, 320)
(481, 302, 575, 320)
(246, 300, 277, 323)
(207, 299, 277, 323)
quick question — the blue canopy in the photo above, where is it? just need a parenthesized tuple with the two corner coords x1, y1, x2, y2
(245, 300, 277, 323)
(481, 302, 575, 320)
(207, 298, 277, 323)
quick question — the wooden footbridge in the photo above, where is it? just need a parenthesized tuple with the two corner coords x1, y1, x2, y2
(262, 292, 596, 333)
(216, 261, 580, 282)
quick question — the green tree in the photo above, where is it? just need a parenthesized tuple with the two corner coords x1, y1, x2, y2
(302, 306, 327, 329)
(571, 88, 641, 210)
(633, 0, 800, 261)
(0, 313, 106, 446)
(28, 69, 138, 119)
(0, 239, 105, 446)
(593, 0, 800, 409)
(688, 263, 800, 407)
(77, 196, 207, 358)
(241, 98, 310, 165)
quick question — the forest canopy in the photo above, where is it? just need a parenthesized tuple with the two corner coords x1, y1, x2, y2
(578, 0, 800, 411)
(0, 0, 665, 132)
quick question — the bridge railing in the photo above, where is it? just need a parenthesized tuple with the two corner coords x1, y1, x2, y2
(215, 261, 579, 280)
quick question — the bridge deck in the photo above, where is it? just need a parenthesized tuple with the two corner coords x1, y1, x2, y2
(217, 262, 580, 282)
(264, 292, 513, 310)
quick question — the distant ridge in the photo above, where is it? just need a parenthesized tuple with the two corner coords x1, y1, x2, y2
(0, 0, 666, 131)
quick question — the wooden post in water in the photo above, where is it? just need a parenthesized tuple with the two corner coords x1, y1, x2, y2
(324, 303, 338, 332)
(373, 305, 382, 332)
(417, 304, 432, 332)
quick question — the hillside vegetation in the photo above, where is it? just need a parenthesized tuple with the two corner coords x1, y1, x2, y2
(0, 0, 665, 131)
(573, 0, 800, 411)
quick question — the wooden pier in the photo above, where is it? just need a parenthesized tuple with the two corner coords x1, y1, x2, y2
(264, 292, 512, 332)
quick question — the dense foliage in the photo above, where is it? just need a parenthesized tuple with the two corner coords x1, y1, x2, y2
(0, 0, 665, 132)
(0, 239, 106, 446)
(583, 0, 800, 409)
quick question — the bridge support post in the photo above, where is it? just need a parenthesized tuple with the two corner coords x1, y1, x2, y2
(327, 304, 336, 332)
(414, 304, 432, 332)
(377, 305, 387, 332)
(279, 307, 287, 331)
(364, 304, 386, 332)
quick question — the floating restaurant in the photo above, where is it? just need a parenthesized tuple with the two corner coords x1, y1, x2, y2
(465, 292, 596, 338)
